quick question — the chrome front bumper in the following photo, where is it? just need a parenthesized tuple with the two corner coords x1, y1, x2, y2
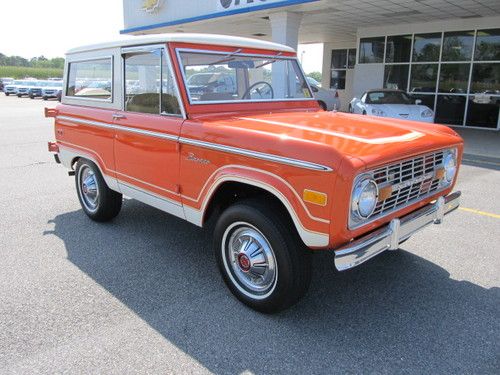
(334, 191, 461, 271)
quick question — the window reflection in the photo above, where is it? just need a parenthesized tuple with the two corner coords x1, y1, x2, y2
(439, 63, 470, 93)
(475, 29, 500, 61)
(442, 31, 474, 61)
(466, 95, 500, 128)
(386, 35, 412, 63)
(384, 64, 409, 90)
(470, 63, 500, 94)
(413, 33, 442, 62)
(359, 37, 385, 63)
(410, 64, 438, 92)
(435, 95, 466, 125)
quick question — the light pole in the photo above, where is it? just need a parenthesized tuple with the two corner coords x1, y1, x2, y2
(300, 50, 306, 65)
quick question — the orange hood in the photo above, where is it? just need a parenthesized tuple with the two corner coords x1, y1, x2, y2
(184, 110, 464, 173)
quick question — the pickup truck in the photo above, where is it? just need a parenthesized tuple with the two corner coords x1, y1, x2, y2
(46, 34, 462, 313)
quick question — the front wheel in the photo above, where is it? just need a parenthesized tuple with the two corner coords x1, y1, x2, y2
(75, 159, 122, 222)
(214, 200, 312, 313)
(5, 93, 9, 96)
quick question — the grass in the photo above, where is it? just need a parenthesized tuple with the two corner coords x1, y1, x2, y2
(0, 66, 63, 79)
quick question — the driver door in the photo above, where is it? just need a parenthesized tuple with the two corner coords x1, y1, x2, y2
(113, 46, 184, 215)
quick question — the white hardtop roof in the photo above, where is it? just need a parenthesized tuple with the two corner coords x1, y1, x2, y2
(66, 33, 295, 55)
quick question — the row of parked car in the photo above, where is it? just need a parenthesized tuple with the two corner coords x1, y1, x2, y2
(0, 77, 63, 101)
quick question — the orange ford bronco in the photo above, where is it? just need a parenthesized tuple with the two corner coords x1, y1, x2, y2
(46, 34, 462, 312)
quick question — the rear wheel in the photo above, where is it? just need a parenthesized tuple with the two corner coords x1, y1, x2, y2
(75, 159, 122, 222)
(42, 96, 48, 100)
(214, 200, 312, 313)
(318, 101, 327, 111)
(5, 93, 9, 96)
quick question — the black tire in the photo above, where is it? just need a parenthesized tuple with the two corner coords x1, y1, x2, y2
(75, 159, 122, 222)
(362, 110, 367, 115)
(214, 199, 312, 313)
(42, 96, 48, 100)
(5, 93, 9, 96)
(17, 94, 22, 98)
(29, 95, 34, 99)
(318, 101, 327, 111)
(348, 104, 352, 113)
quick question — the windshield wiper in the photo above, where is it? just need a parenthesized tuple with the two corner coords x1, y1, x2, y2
(253, 52, 283, 69)
(209, 48, 242, 66)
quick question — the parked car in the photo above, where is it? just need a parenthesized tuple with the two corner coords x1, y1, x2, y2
(4, 80, 24, 96)
(16, 79, 39, 97)
(41, 81, 63, 100)
(29, 81, 51, 99)
(306, 77, 340, 111)
(350, 89, 435, 123)
(0, 77, 14, 92)
(46, 34, 462, 313)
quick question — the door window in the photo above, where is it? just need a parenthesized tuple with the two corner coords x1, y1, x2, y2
(124, 49, 181, 115)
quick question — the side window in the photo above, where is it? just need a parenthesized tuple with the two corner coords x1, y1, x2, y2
(124, 49, 181, 115)
(67, 58, 112, 99)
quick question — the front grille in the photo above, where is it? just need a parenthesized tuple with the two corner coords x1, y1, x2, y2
(44, 90, 55, 94)
(371, 150, 444, 218)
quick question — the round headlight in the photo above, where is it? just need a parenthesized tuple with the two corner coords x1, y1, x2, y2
(443, 150, 457, 183)
(352, 178, 378, 219)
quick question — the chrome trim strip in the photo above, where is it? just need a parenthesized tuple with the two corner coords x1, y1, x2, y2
(179, 137, 332, 172)
(335, 191, 461, 271)
(57, 115, 179, 142)
(175, 48, 315, 106)
(57, 115, 331, 172)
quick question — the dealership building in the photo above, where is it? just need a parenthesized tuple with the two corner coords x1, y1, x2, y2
(122, 0, 500, 130)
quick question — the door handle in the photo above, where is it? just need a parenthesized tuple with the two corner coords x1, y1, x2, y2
(112, 113, 126, 120)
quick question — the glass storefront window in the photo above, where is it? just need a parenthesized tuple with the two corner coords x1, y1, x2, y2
(435, 95, 466, 125)
(466, 95, 500, 128)
(442, 31, 474, 61)
(330, 70, 346, 90)
(386, 35, 412, 63)
(413, 33, 442, 62)
(439, 63, 471, 93)
(359, 37, 385, 63)
(470, 63, 500, 94)
(331, 50, 347, 69)
(410, 64, 438, 92)
(475, 29, 500, 61)
(384, 64, 409, 90)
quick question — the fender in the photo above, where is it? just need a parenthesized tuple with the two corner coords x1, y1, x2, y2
(182, 165, 330, 248)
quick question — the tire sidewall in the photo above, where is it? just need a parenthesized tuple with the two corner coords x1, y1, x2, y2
(214, 203, 305, 312)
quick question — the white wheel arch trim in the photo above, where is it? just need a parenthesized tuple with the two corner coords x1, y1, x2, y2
(57, 145, 330, 248)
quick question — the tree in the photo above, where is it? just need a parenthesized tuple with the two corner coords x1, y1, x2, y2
(306, 71, 322, 83)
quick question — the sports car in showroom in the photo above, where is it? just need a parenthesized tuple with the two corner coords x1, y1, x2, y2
(349, 89, 435, 123)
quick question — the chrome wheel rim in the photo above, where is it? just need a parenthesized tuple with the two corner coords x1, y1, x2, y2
(78, 165, 99, 212)
(222, 222, 278, 299)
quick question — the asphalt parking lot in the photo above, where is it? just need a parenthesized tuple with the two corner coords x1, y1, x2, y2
(0, 94, 499, 374)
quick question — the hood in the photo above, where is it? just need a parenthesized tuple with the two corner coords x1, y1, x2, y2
(194, 110, 463, 169)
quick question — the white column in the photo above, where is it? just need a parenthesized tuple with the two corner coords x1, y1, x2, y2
(269, 12, 302, 98)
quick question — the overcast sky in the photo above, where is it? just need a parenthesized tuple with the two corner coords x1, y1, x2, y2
(0, 0, 322, 73)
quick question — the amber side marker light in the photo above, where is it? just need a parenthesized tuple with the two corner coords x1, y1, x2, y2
(303, 189, 328, 206)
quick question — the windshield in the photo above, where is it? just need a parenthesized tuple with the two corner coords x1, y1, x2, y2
(366, 91, 412, 104)
(178, 51, 312, 103)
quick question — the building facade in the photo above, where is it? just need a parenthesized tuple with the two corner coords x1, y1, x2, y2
(122, 0, 500, 130)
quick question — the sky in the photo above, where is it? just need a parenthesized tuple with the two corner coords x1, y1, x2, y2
(0, 0, 322, 73)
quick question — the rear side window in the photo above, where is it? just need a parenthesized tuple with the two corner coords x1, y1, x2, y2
(66, 58, 112, 100)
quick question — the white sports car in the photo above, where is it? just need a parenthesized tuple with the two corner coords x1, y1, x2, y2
(349, 89, 435, 123)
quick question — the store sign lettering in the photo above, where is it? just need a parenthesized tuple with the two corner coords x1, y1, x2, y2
(220, 0, 268, 9)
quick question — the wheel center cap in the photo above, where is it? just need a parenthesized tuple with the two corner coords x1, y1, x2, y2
(238, 253, 251, 272)
(82, 184, 88, 194)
